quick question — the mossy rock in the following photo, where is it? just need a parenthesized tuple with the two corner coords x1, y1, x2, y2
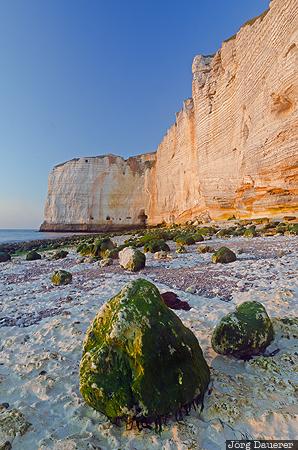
(211, 301, 274, 358)
(216, 229, 232, 238)
(52, 249, 68, 260)
(0, 252, 11, 263)
(197, 245, 213, 254)
(288, 224, 298, 235)
(243, 227, 257, 238)
(77, 238, 115, 258)
(119, 247, 145, 272)
(176, 245, 187, 254)
(193, 233, 204, 242)
(212, 247, 236, 264)
(26, 250, 41, 261)
(196, 227, 217, 236)
(79, 279, 210, 423)
(174, 235, 196, 246)
(143, 239, 170, 253)
(51, 269, 72, 286)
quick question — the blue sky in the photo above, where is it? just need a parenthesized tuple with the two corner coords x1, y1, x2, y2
(0, 0, 269, 229)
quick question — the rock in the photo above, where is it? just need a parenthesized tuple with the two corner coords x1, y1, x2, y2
(0, 252, 11, 263)
(174, 235, 196, 246)
(118, 247, 145, 272)
(79, 279, 210, 423)
(85, 256, 98, 264)
(161, 291, 191, 310)
(99, 258, 113, 268)
(143, 240, 170, 253)
(0, 442, 12, 450)
(154, 250, 170, 260)
(288, 224, 298, 235)
(176, 245, 187, 254)
(194, 234, 204, 242)
(197, 245, 213, 254)
(0, 408, 31, 445)
(26, 250, 41, 261)
(212, 247, 237, 264)
(51, 249, 68, 260)
(51, 270, 72, 286)
(185, 286, 196, 294)
(211, 301, 274, 358)
(216, 229, 232, 238)
(243, 227, 257, 238)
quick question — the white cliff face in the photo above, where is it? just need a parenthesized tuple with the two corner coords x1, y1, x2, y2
(41, 154, 155, 231)
(148, 0, 298, 223)
(42, 0, 298, 231)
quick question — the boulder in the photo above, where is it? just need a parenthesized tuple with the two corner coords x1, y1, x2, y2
(174, 235, 196, 246)
(212, 247, 236, 264)
(119, 247, 145, 272)
(143, 240, 170, 253)
(51, 269, 72, 286)
(26, 250, 41, 261)
(243, 227, 257, 238)
(197, 245, 213, 254)
(80, 279, 210, 424)
(0, 252, 11, 263)
(211, 301, 274, 358)
(51, 249, 68, 260)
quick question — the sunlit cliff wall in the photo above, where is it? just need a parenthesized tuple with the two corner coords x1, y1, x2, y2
(41, 0, 298, 231)
(148, 0, 298, 223)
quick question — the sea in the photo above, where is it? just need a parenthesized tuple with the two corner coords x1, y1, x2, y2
(0, 229, 81, 245)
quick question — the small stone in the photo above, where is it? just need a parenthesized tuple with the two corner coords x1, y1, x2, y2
(0, 409, 31, 443)
(186, 286, 196, 294)
(154, 250, 170, 260)
(99, 258, 113, 268)
(176, 245, 187, 254)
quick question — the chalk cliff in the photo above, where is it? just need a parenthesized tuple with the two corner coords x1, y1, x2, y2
(41, 0, 298, 232)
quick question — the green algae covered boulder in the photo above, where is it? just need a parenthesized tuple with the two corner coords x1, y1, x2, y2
(243, 227, 257, 238)
(212, 246, 236, 264)
(0, 252, 11, 263)
(118, 247, 145, 272)
(211, 301, 274, 358)
(143, 239, 170, 253)
(26, 250, 41, 261)
(174, 235, 196, 246)
(51, 269, 72, 286)
(80, 279, 210, 423)
(51, 249, 68, 260)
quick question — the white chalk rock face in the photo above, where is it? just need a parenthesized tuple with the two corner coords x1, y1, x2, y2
(41, 0, 298, 231)
(118, 247, 146, 272)
(41, 154, 155, 231)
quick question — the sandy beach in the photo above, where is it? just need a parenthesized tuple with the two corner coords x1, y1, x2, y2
(0, 233, 297, 449)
